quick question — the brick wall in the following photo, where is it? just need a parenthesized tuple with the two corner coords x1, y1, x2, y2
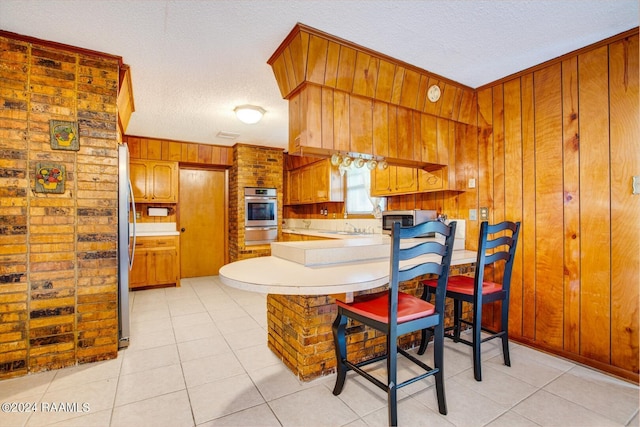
(0, 34, 120, 379)
(229, 144, 283, 262)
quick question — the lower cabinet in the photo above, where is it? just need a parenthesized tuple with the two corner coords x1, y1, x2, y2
(130, 235, 180, 289)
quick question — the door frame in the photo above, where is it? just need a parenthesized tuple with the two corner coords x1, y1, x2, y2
(177, 165, 230, 276)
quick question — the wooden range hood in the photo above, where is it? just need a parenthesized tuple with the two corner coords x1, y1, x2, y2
(268, 23, 478, 170)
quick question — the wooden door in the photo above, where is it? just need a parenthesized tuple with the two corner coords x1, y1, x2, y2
(179, 168, 226, 277)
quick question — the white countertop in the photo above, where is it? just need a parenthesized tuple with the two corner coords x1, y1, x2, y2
(219, 241, 476, 295)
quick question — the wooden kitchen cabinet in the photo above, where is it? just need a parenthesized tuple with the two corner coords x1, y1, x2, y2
(130, 159, 179, 203)
(286, 159, 343, 205)
(418, 168, 446, 192)
(370, 165, 418, 196)
(129, 236, 180, 289)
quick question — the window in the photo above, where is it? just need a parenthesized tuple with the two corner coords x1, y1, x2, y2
(345, 165, 386, 215)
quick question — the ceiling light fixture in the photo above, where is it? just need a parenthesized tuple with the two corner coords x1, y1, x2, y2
(234, 105, 266, 124)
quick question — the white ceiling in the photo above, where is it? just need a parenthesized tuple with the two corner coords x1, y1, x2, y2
(1, 1, 637, 150)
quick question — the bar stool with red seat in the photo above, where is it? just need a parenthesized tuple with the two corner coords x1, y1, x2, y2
(332, 220, 457, 426)
(418, 220, 520, 382)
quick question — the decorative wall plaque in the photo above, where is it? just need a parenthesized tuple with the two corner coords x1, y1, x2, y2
(49, 120, 79, 151)
(35, 163, 66, 194)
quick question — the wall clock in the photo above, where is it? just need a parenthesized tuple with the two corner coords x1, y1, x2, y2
(427, 84, 441, 102)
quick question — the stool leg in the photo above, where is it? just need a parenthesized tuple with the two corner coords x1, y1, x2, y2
(332, 313, 348, 395)
(500, 299, 511, 367)
(418, 285, 434, 355)
(472, 299, 483, 381)
(453, 299, 462, 342)
(433, 322, 448, 415)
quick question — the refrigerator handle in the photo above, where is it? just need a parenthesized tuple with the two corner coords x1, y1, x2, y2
(128, 179, 136, 270)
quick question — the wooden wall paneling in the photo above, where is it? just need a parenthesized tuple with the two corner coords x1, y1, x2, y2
(160, 140, 170, 160)
(477, 88, 496, 327)
(323, 41, 341, 88)
(455, 122, 479, 250)
(390, 67, 405, 105)
(456, 90, 475, 125)
(126, 136, 141, 158)
(439, 83, 457, 119)
(396, 106, 413, 160)
(533, 63, 565, 348)
(321, 87, 335, 150)
(335, 46, 356, 93)
(333, 90, 350, 152)
(306, 35, 328, 85)
(578, 46, 611, 363)
(561, 56, 581, 355)
(283, 47, 298, 93)
(303, 84, 322, 149)
(270, 55, 290, 98)
(288, 90, 301, 150)
(198, 144, 212, 164)
(168, 141, 182, 161)
(421, 114, 437, 164)
(352, 52, 378, 98)
(520, 73, 536, 340)
(416, 74, 429, 112)
(288, 31, 306, 85)
(503, 78, 525, 337)
(146, 138, 162, 160)
(186, 143, 198, 163)
(375, 60, 395, 103)
(608, 35, 639, 373)
(372, 101, 389, 157)
(399, 69, 421, 109)
(486, 84, 505, 329)
(412, 111, 422, 162)
(387, 105, 398, 158)
(349, 95, 372, 154)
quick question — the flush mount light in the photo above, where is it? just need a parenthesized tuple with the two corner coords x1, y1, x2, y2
(234, 105, 266, 124)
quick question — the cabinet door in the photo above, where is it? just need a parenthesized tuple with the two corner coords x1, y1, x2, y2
(130, 161, 150, 201)
(311, 161, 329, 201)
(394, 166, 417, 193)
(149, 162, 178, 202)
(300, 167, 315, 203)
(370, 167, 393, 196)
(418, 168, 445, 192)
(289, 169, 301, 204)
(152, 250, 177, 284)
(129, 250, 149, 289)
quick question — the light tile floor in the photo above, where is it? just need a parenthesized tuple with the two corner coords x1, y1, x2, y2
(1, 276, 638, 427)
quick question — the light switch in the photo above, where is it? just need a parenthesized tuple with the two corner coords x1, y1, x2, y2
(469, 209, 477, 221)
(633, 176, 640, 195)
(468, 178, 476, 188)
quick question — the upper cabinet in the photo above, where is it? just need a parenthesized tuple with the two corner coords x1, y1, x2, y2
(268, 23, 477, 170)
(130, 159, 179, 203)
(370, 166, 452, 196)
(286, 159, 343, 205)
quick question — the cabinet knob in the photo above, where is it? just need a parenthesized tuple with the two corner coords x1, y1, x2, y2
(181, 228, 186, 232)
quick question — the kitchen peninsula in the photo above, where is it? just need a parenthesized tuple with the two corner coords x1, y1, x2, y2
(219, 225, 476, 381)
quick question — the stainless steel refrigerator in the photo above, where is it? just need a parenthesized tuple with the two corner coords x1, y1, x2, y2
(117, 143, 136, 348)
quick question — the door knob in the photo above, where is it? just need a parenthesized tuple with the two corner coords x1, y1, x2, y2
(181, 228, 186, 232)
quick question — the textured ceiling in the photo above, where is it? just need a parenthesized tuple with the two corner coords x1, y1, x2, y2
(0, 1, 637, 150)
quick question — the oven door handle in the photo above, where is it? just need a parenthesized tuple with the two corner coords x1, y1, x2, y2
(245, 196, 276, 200)
(245, 226, 277, 230)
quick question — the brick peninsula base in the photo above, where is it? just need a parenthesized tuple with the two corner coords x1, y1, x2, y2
(266, 263, 474, 381)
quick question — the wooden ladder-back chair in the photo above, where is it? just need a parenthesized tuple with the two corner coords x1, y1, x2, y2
(332, 220, 457, 426)
(419, 220, 521, 382)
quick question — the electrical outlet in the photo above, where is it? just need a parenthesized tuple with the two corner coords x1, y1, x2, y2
(633, 176, 640, 195)
(480, 207, 489, 220)
(469, 209, 477, 221)
(136, 211, 141, 219)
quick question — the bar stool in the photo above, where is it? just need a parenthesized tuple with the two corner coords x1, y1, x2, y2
(332, 220, 457, 426)
(419, 220, 521, 381)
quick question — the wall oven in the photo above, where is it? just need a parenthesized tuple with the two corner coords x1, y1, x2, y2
(244, 187, 277, 245)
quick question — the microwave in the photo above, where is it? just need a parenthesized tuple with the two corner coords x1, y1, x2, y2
(381, 210, 437, 237)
